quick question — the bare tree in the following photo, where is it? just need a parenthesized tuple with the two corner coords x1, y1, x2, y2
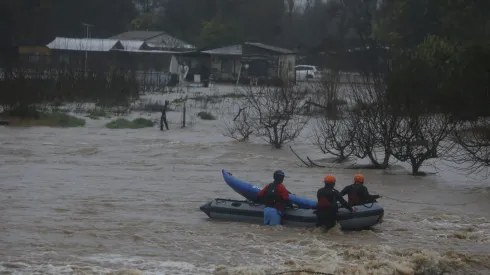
(348, 75, 397, 169)
(391, 114, 457, 175)
(312, 113, 356, 163)
(451, 119, 490, 177)
(242, 85, 309, 149)
(320, 0, 396, 169)
(310, 71, 356, 162)
(218, 98, 254, 142)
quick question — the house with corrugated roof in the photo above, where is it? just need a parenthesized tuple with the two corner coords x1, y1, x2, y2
(44, 36, 184, 90)
(174, 42, 296, 85)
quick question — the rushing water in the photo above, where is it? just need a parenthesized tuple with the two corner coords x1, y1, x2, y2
(1, 89, 490, 275)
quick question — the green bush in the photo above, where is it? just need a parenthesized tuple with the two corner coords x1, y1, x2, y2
(197, 112, 216, 120)
(47, 113, 86, 127)
(106, 118, 155, 129)
(132, 118, 155, 127)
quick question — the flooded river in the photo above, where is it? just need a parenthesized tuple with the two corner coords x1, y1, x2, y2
(1, 101, 490, 274)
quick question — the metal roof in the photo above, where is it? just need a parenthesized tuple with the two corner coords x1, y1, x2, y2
(202, 44, 243, 55)
(109, 31, 164, 41)
(245, 42, 295, 54)
(110, 31, 195, 49)
(46, 37, 123, 52)
(111, 49, 179, 54)
(201, 43, 295, 56)
(118, 40, 147, 51)
(146, 36, 195, 49)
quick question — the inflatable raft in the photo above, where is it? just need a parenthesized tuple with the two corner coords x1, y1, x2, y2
(222, 169, 317, 209)
(200, 198, 384, 230)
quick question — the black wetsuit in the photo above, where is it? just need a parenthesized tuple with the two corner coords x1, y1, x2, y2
(340, 184, 380, 206)
(316, 183, 352, 229)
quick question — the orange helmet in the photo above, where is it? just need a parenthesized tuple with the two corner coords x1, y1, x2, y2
(354, 174, 365, 184)
(324, 174, 336, 184)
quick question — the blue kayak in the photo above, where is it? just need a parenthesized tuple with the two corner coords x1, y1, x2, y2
(221, 169, 318, 209)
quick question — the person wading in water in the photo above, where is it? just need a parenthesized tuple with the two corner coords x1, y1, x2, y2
(160, 100, 170, 131)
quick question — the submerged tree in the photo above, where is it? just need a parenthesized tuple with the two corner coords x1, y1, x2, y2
(313, 113, 356, 163)
(242, 85, 309, 149)
(218, 98, 254, 142)
(452, 119, 490, 177)
(309, 71, 355, 162)
(387, 36, 459, 175)
(391, 114, 456, 175)
(347, 72, 398, 169)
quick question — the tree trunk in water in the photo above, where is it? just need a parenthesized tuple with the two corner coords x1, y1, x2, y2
(411, 159, 422, 175)
(367, 151, 381, 168)
(273, 127, 280, 149)
(337, 154, 347, 163)
(380, 151, 391, 169)
(182, 102, 186, 128)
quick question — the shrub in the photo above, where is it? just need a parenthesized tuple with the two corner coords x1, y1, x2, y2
(106, 118, 155, 129)
(197, 112, 216, 120)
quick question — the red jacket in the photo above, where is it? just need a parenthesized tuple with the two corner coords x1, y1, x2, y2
(258, 183, 291, 211)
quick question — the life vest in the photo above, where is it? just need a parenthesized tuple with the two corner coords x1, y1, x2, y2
(347, 184, 362, 205)
(263, 183, 280, 206)
(318, 197, 331, 208)
(348, 193, 361, 206)
(317, 184, 335, 210)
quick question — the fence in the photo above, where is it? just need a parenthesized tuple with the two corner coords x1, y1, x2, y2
(135, 70, 170, 93)
(0, 67, 171, 93)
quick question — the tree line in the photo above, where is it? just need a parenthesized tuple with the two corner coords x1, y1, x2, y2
(218, 0, 490, 177)
(0, 0, 391, 50)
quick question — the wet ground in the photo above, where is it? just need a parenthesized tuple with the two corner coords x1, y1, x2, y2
(1, 86, 490, 275)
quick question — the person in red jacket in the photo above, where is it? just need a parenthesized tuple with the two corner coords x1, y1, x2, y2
(257, 170, 292, 226)
(340, 174, 381, 206)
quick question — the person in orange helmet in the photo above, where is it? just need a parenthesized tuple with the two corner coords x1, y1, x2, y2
(315, 174, 353, 230)
(340, 174, 381, 206)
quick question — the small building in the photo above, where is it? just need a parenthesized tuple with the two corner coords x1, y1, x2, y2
(45, 37, 182, 90)
(174, 42, 296, 85)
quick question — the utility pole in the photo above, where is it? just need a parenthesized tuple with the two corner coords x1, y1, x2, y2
(81, 22, 94, 74)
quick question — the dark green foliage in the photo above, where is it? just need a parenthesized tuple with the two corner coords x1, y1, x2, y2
(106, 118, 154, 129)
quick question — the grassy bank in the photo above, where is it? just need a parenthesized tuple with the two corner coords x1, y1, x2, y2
(1, 112, 86, 127)
(106, 118, 155, 129)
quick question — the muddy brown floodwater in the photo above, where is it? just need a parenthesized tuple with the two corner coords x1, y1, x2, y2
(1, 106, 490, 275)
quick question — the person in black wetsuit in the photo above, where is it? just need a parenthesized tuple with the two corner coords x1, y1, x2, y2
(340, 174, 381, 206)
(315, 174, 353, 230)
(160, 100, 169, 131)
